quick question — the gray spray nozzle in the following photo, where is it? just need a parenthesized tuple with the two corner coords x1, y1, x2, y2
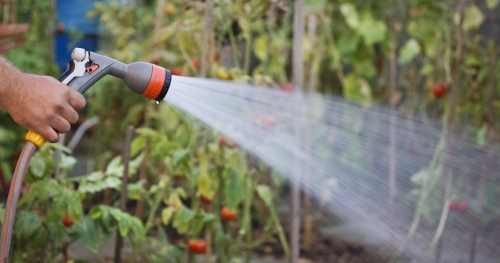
(63, 49, 172, 101)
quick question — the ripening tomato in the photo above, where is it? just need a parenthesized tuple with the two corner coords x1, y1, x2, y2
(219, 136, 237, 149)
(216, 67, 230, 80)
(221, 207, 237, 221)
(433, 84, 446, 98)
(260, 115, 276, 129)
(164, 3, 175, 15)
(191, 59, 200, 69)
(63, 213, 74, 227)
(449, 201, 468, 213)
(280, 83, 294, 92)
(201, 195, 212, 205)
(188, 239, 207, 254)
(171, 67, 183, 76)
(57, 23, 65, 32)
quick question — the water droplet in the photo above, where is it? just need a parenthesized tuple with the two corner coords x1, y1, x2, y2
(156, 101, 160, 105)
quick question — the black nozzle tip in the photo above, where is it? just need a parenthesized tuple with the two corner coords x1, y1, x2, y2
(155, 69, 172, 102)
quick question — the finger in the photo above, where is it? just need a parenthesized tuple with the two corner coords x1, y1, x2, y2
(37, 127, 60, 143)
(50, 115, 71, 134)
(67, 90, 86, 111)
(59, 103, 79, 124)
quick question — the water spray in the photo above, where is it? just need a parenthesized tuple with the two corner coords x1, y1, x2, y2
(0, 48, 173, 262)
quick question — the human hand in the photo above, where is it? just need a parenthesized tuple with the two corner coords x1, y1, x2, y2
(0, 73, 86, 143)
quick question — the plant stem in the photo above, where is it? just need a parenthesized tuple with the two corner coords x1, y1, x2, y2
(135, 141, 149, 219)
(388, 29, 398, 204)
(243, 172, 254, 263)
(227, 24, 241, 69)
(271, 204, 290, 259)
(243, 34, 252, 75)
(177, 36, 197, 73)
(145, 186, 165, 231)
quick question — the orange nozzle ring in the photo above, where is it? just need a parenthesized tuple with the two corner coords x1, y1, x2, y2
(142, 64, 166, 100)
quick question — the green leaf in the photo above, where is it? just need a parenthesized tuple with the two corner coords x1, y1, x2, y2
(106, 156, 122, 176)
(353, 60, 376, 78)
(203, 213, 216, 223)
(172, 149, 191, 166)
(72, 217, 99, 253)
(305, 0, 327, 11)
(162, 207, 174, 225)
(398, 39, 421, 65)
(338, 34, 359, 55)
(20, 179, 63, 205)
(172, 206, 195, 234)
(342, 74, 372, 105)
(129, 152, 146, 175)
(60, 154, 77, 171)
(14, 211, 43, 238)
(214, 222, 225, 252)
(44, 143, 72, 154)
(340, 3, 359, 29)
(487, 0, 500, 9)
(109, 208, 131, 236)
(190, 212, 205, 236)
(477, 123, 487, 147)
(197, 174, 215, 200)
(421, 63, 434, 76)
(129, 216, 146, 241)
(131, 136, 147, 156)
(462, 5, 484, 31)
(356, 12, 387, 44)
(47, 198, 65, 222)
(66, 191, 84, 223)
(256, 185, 273, 207)
(127, 180, 145, 200)
(29, 156, 46, 178)
(253, 35, 267, 61)
(135, 127, 159, 137)
(89, 206, 103, 219)
(224, 171, 244, 209)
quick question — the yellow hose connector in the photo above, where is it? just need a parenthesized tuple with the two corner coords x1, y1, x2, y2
(26, 131, 46, 148)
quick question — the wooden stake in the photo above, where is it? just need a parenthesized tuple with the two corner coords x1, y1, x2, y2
(388, 28, 397, 203)
(291, 0, 305, 262)
(114, 125, 134, 263)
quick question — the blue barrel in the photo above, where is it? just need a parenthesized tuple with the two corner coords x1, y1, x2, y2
(54, 0, 100, 70)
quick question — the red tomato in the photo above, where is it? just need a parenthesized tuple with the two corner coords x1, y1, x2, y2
(63, 213, 74, 227)
(174, 174, 185, 181)
(449, 201, 468, 213)
(260, 115, 276, 129)
(280, 83, 294, 92)
(170, 67, 183, 76)
(57, 23, 65, 32)
(200, 195, 212, 205)
(220, 207, 237, 221)
(250, 113, 276, 130)
(433, 84, 446, 98)
(191, 59, 200, 69)
(219, 136, 237, 149)
(188, 239, 207, 254)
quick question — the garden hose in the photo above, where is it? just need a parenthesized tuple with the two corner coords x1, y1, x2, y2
(0, 48, 173, 262)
